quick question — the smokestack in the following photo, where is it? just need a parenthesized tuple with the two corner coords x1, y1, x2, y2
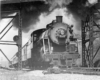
(56, 16, 63, 22)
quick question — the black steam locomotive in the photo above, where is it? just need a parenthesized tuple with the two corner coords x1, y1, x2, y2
(10, 16, 80, 69)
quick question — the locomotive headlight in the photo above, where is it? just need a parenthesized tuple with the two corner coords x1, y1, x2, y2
(56, 28, 67, 38)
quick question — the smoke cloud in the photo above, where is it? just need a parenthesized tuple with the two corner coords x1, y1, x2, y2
(46, 0, 73, 11)
(66, 0, 94, 31)
(67, 0, 88, 19)
(13, 1, 50, 32)
(88, 0, 98, 5)
(5, 0, 97, 32)
(13, 0, 73, 32)
(67, 0, 98, 19)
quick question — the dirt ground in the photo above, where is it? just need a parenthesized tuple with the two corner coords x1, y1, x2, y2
(0, 69, 100, 80)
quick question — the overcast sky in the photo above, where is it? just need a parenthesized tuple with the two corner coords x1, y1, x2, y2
(0, 18, 31, 62)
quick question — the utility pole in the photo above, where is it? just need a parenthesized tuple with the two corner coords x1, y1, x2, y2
(18, 10, 22, 70)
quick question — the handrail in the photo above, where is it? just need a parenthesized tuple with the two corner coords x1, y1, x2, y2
(11, 37, 32, 59)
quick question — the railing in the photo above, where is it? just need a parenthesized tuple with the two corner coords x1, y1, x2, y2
(11, 37, 32, 64)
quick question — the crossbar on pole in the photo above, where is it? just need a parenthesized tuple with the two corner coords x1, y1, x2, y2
(0, 25, 13, 40)
(0, 19, 13, 34)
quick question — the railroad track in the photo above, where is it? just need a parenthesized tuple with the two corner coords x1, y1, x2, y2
(43, 67, 100, 75)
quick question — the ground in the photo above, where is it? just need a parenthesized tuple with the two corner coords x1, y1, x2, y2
(0, 69, 100, 80)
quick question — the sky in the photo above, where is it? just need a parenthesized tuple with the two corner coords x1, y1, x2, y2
(0, 19, 31, 62)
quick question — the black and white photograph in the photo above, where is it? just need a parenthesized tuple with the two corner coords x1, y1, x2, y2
(0, 0, 100, 80)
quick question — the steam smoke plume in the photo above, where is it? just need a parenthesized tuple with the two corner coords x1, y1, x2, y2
(13, 1, 50, 32)
(12, 0, 98, 32)
(67, 0, 87, 19)
(12, 0, 83, 32)
(13, 0, 73, 32)
(46, 0, 73, 11)
(88, 0, 98, 5)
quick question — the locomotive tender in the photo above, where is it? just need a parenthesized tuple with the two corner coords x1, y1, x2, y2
(10, 16, 81, 69)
